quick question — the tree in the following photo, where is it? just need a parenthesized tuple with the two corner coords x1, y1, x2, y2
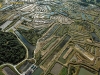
(0, 31, 26, 65)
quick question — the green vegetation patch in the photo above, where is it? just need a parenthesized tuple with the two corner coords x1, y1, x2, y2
(0, 0, 3, 2)
(32, 67, 43, 75)
(59, 67, 68, 75)
(0, 66, 4, 75)
(54, 25, 69, 37)
(58, 48, 69, 64)
(0, 31, 26, 65)
(8, 29, 13, 32)
(18, 28, 48, 45)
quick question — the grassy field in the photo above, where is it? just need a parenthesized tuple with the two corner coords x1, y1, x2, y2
(59, 67, 68, 75)
(0, 66, 4, 75)
(32, 67, 43, 75)
(8, 29, 14, 32)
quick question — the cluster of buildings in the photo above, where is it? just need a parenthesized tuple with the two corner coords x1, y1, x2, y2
(0, 0, 100, 75)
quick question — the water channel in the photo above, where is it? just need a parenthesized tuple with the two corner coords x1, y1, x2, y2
(14, 30, 35, 59)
